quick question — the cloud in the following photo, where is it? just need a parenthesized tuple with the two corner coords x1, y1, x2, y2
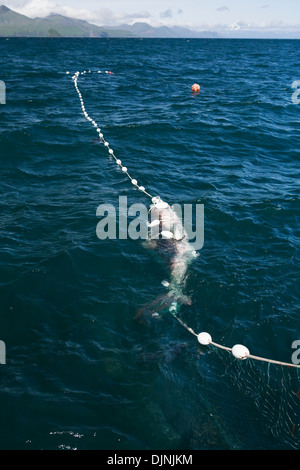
(121, 11, 151, 21)
(7, 0, 151, 25)
(228, 21, 240, 31)
(160, 8, 172, 19)
(177, 9, 183, 15)
(261, 4, 269, 8)
(217, 6, 230, 12)
(9, 0, 98, 21)
(228, 20, 249, 31)
(221, 19, 300, 37)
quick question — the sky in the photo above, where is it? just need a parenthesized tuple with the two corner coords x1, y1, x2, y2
(4, 0, 300, 37)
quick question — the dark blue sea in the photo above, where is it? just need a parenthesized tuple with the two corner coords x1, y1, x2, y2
(0, 38, 300, 451)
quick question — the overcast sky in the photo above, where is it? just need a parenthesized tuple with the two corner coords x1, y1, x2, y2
(4, 0, 300, 35)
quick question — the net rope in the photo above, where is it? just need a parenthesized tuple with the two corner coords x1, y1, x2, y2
(70, 70, 153, 199)
(69, 68, 299, 371)
(69, 70, 300, 448)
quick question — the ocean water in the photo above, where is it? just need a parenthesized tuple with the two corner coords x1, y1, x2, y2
(0, 37, 299, 450)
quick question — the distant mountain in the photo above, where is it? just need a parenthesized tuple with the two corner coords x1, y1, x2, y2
(0, 5, 219, 38)
(117, 22, 219, 38)
(170, 25, 219, 38)
(0, 5, 135, 37)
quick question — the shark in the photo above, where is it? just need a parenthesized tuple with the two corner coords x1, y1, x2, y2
(136, 196, 199, 322)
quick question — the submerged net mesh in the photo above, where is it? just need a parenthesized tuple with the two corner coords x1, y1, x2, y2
(211, 344, 300, 449)
(173, 315, 300, 449)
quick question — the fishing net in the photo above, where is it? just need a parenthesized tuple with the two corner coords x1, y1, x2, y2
(69, 69, 300, 450)
(204, 342, 300, 449)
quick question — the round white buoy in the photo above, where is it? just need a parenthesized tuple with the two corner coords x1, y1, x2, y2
(197, 332, 212, 345)
(152, 196, 160, 204)
(231, 344, 250, 360)
(148, 219, 160, 227)
(155, 201, 169, 209)
(161, 230, 174, 239)
(71, 69, 152, 202)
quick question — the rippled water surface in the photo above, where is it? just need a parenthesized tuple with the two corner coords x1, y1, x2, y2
(0, 38, 299, 450)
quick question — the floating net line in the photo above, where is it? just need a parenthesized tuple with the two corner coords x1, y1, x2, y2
(69, 70, 153, 199)
(68, 70, 300, 448)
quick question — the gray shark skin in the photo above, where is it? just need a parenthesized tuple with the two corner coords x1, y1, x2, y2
(136, 196, 199, 323)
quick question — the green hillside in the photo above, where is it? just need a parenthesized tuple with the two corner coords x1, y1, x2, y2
(0, 5, 135, 37)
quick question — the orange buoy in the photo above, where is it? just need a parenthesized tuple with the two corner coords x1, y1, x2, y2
(192, 83, 200, 93)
